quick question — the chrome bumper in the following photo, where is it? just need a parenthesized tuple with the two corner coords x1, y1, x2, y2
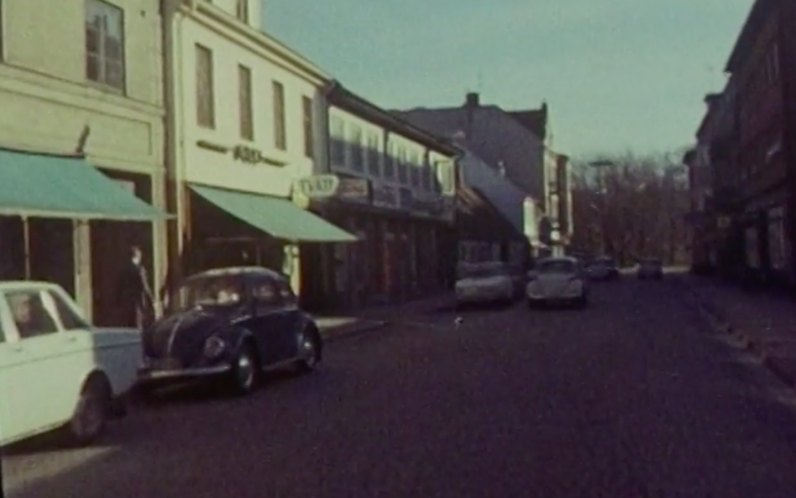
(138, 364, 231, 382)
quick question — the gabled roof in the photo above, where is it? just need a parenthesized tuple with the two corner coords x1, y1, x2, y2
(509, 103, 548, 141)
(395, 105, 545, 199)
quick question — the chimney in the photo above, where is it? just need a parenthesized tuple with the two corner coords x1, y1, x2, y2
(465, 92, 480, 107)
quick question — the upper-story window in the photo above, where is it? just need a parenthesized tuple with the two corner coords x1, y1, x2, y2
(350, 125, 364, 172)
(367, 132, 380, 176)
(330, 116, 346, 168)
(1, 0, 5, 62)
(85, 0, 125, 91)
(421, 152, 432, 190)
(409, 150, 421, 187)
(302, 96, 314, 159)
(236, 0, 249, 23)
(273, 81, 286, 150)
(397, 145, 408, 184)
(766, 43, 780, 85)
(195, 44, 215, 128)
(383, 136, 396, 179)
(238, 65, 253, 140)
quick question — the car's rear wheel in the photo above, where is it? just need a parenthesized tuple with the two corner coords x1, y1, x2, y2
(67, 375, 111, 446)
(230, 342, 258, 395)
(297, 328, 321, 373)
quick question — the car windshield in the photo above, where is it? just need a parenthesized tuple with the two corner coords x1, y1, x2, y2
(538, 260, 577, 274)
(458, 265, 509, 279)
(170, 275, 246, 313)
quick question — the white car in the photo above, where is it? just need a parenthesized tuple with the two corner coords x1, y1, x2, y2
(455, 262, 515, 307)
(526, 257, 589, 308)
(0, 282, 142, 446)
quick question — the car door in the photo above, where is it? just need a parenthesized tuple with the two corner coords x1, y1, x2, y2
(1, 289, 86, 440)
(276, 279, 302, 359)
(250, 277, 289, 365)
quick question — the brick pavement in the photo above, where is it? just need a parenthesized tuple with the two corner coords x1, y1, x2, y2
(682, 275, 796, 387)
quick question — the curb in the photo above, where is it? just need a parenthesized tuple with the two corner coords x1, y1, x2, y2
(320, 319, 389, 343)
(686, 280, 796, 388)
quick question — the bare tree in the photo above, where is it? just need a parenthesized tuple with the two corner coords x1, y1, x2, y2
(570, 152, 689, 266)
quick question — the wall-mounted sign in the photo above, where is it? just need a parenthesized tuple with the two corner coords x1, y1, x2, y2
(337, 178, 371, 203)
(233, 145, 286, 167)
(296, 175, 340, 199)
(196, 140, 287, 167)
(372, 183, 399, 209)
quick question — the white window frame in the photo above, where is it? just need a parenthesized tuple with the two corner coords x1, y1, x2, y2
(85, 0, 126, 92)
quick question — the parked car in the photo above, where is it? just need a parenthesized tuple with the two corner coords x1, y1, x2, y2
(455, 262, 515, 307)
(586, 257, 620, 281)
(637, 258, 664, 280)
(139, 267, 322, 395)
(0, 282, 141, 447)
(526, 257, 589, 308)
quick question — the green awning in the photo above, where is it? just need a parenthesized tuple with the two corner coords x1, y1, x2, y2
(0, 148, 169, 220)
(190, 184, 357, 243)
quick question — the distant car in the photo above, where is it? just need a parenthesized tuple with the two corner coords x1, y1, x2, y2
(586, 257, 620, 281)
(455, 262, 515, 307)
(0, 282, 141, 447)
(526, 257, 589, 308)
(637, 259, 664, 280)
(139, 267, 322, 396)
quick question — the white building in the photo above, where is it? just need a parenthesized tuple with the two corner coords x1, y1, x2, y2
(296, 83, 459, 308)
(161, 0, 354, 294)
(0, 0, 169, 325)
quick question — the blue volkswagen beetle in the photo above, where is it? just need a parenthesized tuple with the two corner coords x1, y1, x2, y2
(139, 267, 322, 395)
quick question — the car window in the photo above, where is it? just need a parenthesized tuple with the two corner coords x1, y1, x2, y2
(252, 279, 280, 306)
(48, 291, 90, 330)
(277, 280, 297, 305)
(5, 291, 59, 339)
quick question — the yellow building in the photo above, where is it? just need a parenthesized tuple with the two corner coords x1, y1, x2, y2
(0, 0, 168, 324)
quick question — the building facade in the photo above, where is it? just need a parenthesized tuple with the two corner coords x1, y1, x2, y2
(161, 0, 355, 297)
(0, 0, 168, 325)
(722, 0, 796, 286)
(296, 83, 459, 310)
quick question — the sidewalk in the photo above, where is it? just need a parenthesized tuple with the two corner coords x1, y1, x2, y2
(681, 275, 796, 387)
(315, 292, 455, 342)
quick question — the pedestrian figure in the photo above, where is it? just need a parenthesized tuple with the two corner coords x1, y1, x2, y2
(116, 245, 155, 330)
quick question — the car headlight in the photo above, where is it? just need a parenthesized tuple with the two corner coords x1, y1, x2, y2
(203, 335, 227, 359)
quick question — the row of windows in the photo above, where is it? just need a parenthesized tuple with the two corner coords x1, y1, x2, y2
(329, 117, 445, 191)
(196, 44, 314, 158)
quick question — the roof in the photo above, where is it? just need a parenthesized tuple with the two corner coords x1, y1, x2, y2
(458, 148, 528, 235)
(326, 82, 460, 156)
(509, 104, 548, 141)
(396, 105, 546, 198)
(726, 0, 775, 72)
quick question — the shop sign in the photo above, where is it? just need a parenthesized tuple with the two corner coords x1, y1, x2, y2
(336, 178, 371, 203)
(372, 183, 399, 209)
(296, 175, 340, 199)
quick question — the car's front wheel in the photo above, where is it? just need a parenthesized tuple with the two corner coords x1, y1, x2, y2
(230, 342, 258, 395)
(67, 375, 111, 445)
(297, 328, 321, 373)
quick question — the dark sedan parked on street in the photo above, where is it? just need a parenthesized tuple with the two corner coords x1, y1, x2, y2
(139, 267, 322, 395)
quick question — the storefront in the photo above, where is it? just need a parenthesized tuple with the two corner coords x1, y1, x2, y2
(0, 147, 167, 323)
(298, 176, 456, 311)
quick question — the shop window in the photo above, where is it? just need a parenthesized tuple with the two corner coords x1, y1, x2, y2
(273, 80, 286, 150)
(196, 44, 215, 128)
(409, 151, 420, 187)
(367, 132, 380, 176)
(384, 139, 396, 179)
(85, 0, 125, 91)
(330, 116, 346, 168)
(397, 145, 408, 184)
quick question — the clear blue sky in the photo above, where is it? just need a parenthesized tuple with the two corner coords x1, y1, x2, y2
(264, 0, 752, 159)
